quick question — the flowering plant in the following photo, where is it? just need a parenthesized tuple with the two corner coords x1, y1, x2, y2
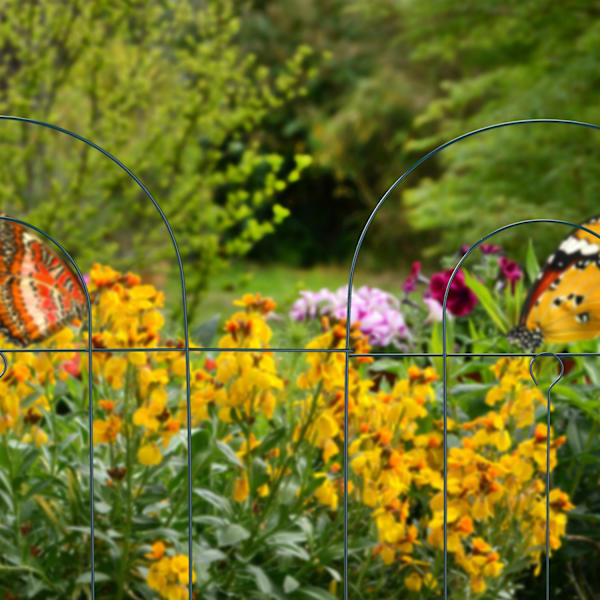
(0, 264, 577, 599)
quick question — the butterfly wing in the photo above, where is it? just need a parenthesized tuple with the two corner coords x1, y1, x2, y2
(0, 217, 86, 347)
(510, 216, 600, 349)
(526, 260, 600, 343)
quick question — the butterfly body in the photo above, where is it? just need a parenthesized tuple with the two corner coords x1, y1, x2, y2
(508, 217, 600, 351)
(0, 216, 86, 347)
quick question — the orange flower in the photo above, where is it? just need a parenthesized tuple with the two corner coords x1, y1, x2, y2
(146, 541, 166, 560)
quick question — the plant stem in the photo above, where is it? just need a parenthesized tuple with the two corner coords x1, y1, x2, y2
(256, 380, 323, 527)
(2, 433, 23, 560)
(117, 364, 135, 600)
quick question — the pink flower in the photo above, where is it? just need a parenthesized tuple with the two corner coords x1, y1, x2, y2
(289, 288, 336, 321)
(289, 285, 409, 348)
(423, 297, 448, 324)
(61, 352, 81, 379)
(480, 244, 503, 254)
(429, 269, 477, 317)
(498, 256, 522, 293)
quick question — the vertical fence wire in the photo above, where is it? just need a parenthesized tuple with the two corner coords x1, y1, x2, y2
(530, 353, 565, 600)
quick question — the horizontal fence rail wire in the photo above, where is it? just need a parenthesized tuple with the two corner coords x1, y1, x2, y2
(0, 116, 598, 599)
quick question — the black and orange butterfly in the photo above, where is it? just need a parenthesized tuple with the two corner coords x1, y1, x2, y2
(0, 215, 86, 346)
(508, 216, 600, 351)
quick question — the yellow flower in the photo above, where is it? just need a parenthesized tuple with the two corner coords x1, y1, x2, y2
(128, 351, 147, 366)
(314, 475, 338, 510)
(98, 399, 115, 412)
(103, 356, 128, 390)
(22, 425, 48, 447)
(138, 442, 162, 466)
(146, 541, 166, 560)
(93, 415, 121, 445)
(404, 571, 422, 592)
(233, 473, 249, 503)
(146, 554, 196, 599)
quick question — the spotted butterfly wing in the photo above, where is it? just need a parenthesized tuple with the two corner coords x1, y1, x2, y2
(0, 216, 86, 347)
(507, 216, 600, 351)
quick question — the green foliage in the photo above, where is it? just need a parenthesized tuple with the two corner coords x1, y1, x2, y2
(239, 0, 430, 265)
(0, 0, 316, 319)
(394, 0, 600, 256)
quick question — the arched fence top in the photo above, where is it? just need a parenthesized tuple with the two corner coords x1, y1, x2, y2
(0, 116, 195, 599)
(0, 115, 189, 328)
(342, 118, 600, 600)
(345, 118, 600, 349)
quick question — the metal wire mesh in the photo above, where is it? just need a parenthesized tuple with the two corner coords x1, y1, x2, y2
(1, 116, 599, 600)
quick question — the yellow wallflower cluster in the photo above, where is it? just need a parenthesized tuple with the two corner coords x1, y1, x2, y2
(145, 540, 196, 600)
(185, 294, 284, 503)
(298, 335, 573, 595)
(0, 327, 75, 445)
(86, 264, 183, 467)
(89, 263, 166, 350)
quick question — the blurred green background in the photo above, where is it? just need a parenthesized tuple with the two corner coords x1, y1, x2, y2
(1, 0, 599, 325)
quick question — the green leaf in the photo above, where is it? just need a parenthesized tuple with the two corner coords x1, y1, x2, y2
(216, 440, 244, 468)
(192, 429, 210, 456)
(273, 203, 291, 224)
(567, 418, 583, 456)
(194, 488, 232, 515)
(193, 316, 221, 347)
(256, 428, 287, 456)
(297, 586, 337, 600)
(284, 575, 301, 593)
(463, 269, 509, 333)
(76, 571, 111, 584)
(247, 565, 273, 595)
(195, 548, 226, 565)
(217, 523, 250, 546)
(525, 238, 541, 283)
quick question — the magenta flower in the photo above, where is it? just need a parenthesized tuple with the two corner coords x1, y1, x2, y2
(498, 256, 522, 293)
(460, 243, 503, 256)
(429, 268, 478, 317)
(402, 261, 422, 293)
(481, 244, 503, 254)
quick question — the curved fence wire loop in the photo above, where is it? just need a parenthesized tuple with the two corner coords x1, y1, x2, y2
(0, 351, 7, 379)
(0, 213, 96, 592)
(440, 219, 600, 600)
(345, 119, 600, 600)
(529, 352, 565, 600)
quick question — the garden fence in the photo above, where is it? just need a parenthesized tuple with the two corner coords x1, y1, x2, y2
(1, 116, 598, 600)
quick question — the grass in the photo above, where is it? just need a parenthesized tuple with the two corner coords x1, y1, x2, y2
(165, 260, 407, 336)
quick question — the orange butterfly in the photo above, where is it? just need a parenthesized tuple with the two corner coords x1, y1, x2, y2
(0, 215, 86, 347)
(508, 216, 600, 351)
